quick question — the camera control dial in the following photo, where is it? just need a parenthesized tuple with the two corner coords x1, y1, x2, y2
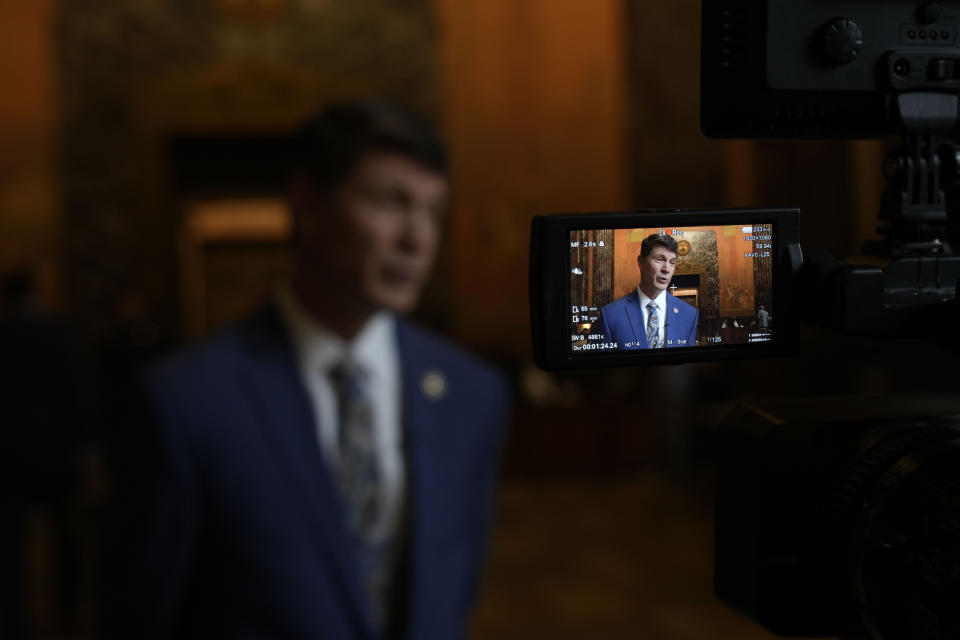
(822, 18, 864, 65)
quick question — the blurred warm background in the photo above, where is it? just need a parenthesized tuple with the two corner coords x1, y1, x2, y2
(2, 1, 952, 639)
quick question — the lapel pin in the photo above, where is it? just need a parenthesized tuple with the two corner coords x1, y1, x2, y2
(420, 369, 447, 401)
(673, 307, 679, 314)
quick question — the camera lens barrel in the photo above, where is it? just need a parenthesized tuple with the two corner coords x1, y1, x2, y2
(716, 402, 960, 639)
(845, 422, 960, 640)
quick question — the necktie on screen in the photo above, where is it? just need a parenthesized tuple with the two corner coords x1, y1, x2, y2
(330, 360, 391, 629)
(646, 301, 661, 348)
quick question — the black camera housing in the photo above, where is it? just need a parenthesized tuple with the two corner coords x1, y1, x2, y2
(701, 0, 960, 139)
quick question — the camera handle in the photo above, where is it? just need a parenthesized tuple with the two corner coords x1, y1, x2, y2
(873, 92, 958, 257)
(795, 246, 960, 338)
(793, 92, 960, 340)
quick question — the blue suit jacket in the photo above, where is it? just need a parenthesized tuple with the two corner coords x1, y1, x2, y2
(599, 291, 698, 349)
(103, 304, 510, 639)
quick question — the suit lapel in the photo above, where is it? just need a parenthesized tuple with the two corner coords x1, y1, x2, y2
(664, 293, 676, 346)
(237, 304, 374, 638)
(624, 291, 647, 349)
(396, 320, 456, 638)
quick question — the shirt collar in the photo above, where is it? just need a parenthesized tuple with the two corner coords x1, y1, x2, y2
(636, 286, 666, 309)
(274, 286, 395, 381)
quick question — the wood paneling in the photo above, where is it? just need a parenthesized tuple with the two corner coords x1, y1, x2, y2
(434, 0, 631, 355)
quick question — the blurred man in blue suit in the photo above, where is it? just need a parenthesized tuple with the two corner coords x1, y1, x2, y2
(599, 232, 698, 349)
(103, 100, 511, 639)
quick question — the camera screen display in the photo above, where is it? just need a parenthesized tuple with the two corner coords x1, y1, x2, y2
(529, 208, 797, 370)
(568, 223, 775, 354)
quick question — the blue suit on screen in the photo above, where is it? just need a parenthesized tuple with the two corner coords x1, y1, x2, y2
(103, 303, 511, 640)
(599, 290, 698, 349)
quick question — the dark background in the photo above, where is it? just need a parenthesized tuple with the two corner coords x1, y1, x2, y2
(2, 1, 948, 639)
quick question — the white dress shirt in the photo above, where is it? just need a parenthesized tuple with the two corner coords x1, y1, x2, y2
(274, 287, 404, 543)
(637, 286, 667, 346)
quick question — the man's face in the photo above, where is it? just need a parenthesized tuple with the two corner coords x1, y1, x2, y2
(295, 152, 448, 316)
(638, 244, 677, 297)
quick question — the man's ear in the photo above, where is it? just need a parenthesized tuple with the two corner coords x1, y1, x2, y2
(287, 174, 327, 241)
(637, 253, 643, 270)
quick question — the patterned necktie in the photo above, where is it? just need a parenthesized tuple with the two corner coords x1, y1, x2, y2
(646, 300, 660, 348)
(329, 360, 392, 630)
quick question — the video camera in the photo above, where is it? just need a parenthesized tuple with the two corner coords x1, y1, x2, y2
(529, 1, 960, 638)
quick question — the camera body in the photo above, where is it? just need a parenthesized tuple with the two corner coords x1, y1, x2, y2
(698, 1, 960, 636)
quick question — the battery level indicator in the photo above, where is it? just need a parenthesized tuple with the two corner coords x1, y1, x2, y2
(741, 226, 753, 234)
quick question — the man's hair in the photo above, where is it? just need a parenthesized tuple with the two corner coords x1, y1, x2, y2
(291, 99, 448, 190)
(640, 232, 679, 257)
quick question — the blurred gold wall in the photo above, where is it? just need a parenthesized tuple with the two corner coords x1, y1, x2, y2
(55, 0, 442, 340)
(434, 0, 632, 356)
(0, 0, 59, 307)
